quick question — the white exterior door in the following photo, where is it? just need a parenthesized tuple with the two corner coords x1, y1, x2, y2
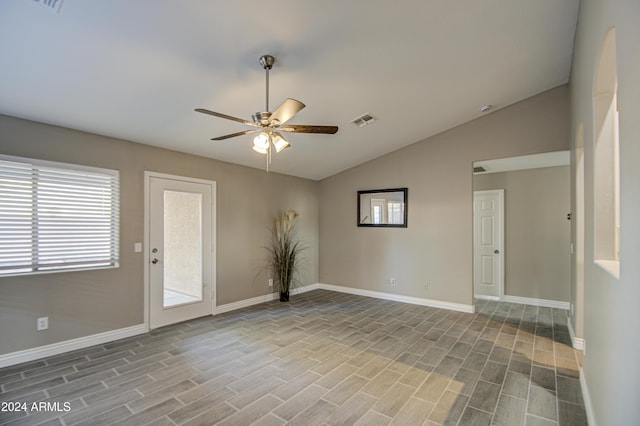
(146, 173, 215, 329)
(473, 190, 504, 299)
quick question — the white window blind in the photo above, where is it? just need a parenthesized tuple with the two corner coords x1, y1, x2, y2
(0, 155, 119, 276)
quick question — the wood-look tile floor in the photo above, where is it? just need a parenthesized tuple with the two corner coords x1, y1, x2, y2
(0, 290, 587, 425)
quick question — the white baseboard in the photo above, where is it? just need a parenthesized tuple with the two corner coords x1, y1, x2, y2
(214, 293, 278, 314)
(0, 285, 323, 369)
(292, 284, 320, 295)
(214, 284, 319, 315)
(316, 283, 474, 313)
(0, 324, 147, 369)
(566, 313, 585, 350)
(215, 283, 474, 314)
(475, 295, 501, 301)
(580, 368, 597, 426)
(502, 295, 570, 310)
(0, 283, 476, 369)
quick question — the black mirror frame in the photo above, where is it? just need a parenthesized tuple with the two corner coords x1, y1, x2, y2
(357, 187, 408, 228)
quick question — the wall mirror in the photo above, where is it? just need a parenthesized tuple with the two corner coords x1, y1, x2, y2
(357, 188, 408, 227)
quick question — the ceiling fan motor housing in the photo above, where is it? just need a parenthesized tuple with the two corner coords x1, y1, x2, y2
(252, 111, 273, 126)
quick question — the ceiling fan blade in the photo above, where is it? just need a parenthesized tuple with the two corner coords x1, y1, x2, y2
(270, 98, 305, 125)
(211, 129, 261, 141)
(195, 108, 259, 127)
(280, 125, 339, 134)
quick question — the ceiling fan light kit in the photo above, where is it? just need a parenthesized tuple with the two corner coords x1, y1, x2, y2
(196, 55, 338, 172)
(271, 133, 290, 152)
(252, 133, 270, 154)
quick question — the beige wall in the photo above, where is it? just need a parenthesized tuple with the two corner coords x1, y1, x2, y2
(474, 166, 570, 302)
(570, 0, 640, 423)
(0, 115, 319, 355)
(319, 86, 570, 306)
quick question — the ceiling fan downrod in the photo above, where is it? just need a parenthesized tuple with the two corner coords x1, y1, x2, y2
(259, 55, 275, 113)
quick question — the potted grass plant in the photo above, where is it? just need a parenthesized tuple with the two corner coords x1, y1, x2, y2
(266, 209, 304, 302)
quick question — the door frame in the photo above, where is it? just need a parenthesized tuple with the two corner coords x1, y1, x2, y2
(473, 189, 505, 301)
(143, 171, 216, 331)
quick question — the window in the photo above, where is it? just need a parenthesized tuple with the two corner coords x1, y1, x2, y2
(593, 27, 620, 277)
(0, 155, 119, 276)
(387, 201, 404, 225)
(371, 199, 385, 225)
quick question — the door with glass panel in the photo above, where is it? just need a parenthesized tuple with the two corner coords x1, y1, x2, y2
(148, 175, 215, 329)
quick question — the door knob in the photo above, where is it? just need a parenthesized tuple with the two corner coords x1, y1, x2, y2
(151, 258, 159, 264)
(494, 249, 500, 254)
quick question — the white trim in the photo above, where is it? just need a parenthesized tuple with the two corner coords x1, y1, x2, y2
(594, 259, 620, 280)
(213, 282, 475, 316)
(143, 174, 151, 331)
(143, 170, 219, 186)
(215, 293, 279, 314)
(566, 314, 585, 350)
(580, 368, 597, 426)
(502, 295, 570, 310)
(0, 285, 323, 368)
(0, 153, 119, 176)
(213, 283, 475, 315)
(292, 284, 320, 295)
(475, 294, 501, 301)
(317, 283, 474, 313)
(11, 284, 576, 369)
(0, 284, 476, 368)
(0, 324, 146, 368)
(213, 284, 319, 315)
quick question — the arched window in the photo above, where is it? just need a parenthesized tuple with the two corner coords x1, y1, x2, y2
(593, 27, 620, 277)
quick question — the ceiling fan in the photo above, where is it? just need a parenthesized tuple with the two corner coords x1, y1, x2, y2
(196, 55, 338, 170)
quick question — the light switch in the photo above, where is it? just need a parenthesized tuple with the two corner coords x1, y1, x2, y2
(134, 243, 142, 253)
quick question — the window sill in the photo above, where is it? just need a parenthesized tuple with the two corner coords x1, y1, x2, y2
(594, 259, 620, 279)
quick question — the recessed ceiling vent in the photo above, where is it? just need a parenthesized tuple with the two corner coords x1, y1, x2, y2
(351, 113, 377, 128)
(473, 166, 487, 173)
(33, 0, 64, 13)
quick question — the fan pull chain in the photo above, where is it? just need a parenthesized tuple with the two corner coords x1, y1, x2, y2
(266, 140, 272, 173)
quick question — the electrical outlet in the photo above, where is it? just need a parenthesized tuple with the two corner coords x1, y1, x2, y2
(390, 277, 396, 286)
(268, 278, 273, 287)
(424, 283, 428, 290)
(37, 317, 48, 331)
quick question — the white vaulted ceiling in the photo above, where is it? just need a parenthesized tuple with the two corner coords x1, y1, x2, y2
(0, 0, 579, 180)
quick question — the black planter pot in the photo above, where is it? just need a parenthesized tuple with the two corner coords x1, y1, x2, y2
(279, 290, 290, 302)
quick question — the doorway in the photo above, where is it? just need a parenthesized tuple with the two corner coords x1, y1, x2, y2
(145, 172, 216, 329)
(472, 151, 571, 305)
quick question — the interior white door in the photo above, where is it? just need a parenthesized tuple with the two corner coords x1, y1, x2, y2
(473, 190, 504, 299)
(148, 175, 215, 329)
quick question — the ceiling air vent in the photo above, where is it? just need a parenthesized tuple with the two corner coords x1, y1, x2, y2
(33, 0, 64, 13)
(351, 113, 377, 128)
(473, 166, 487, 173)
